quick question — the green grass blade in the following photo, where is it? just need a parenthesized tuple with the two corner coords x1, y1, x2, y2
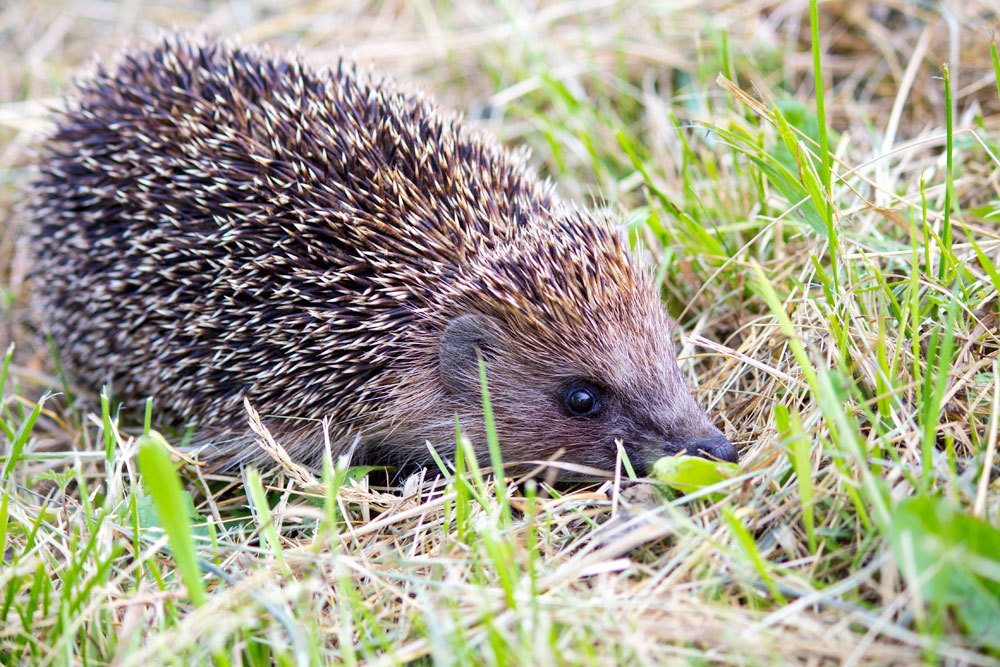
(478, 356, 509, 522)
(137, 432, 207, 607)
(1, 393, 48, 481)
(992, 41, 1000, 104)
(245, 467, 291, 576)
(722, 508, 786, 605)
(775, 405, 816, 553)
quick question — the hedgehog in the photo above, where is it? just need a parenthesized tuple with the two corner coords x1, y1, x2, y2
(26, 34, 737, 475)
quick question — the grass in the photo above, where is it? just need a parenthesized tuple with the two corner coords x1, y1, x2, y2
(1, 0, 1000, 664)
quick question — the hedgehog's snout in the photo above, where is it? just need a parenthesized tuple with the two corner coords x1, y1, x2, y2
(688, 431, 738, 463)
(640, 425, 738, 470)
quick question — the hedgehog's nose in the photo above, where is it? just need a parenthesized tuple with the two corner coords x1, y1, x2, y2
(691, 432, 738, 463)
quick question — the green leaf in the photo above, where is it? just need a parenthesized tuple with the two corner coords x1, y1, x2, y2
(891, 496, 1000, 648)
(135, 490, 210, 541)
(652, 454, 740, 496)
(344, 466, 383, 483)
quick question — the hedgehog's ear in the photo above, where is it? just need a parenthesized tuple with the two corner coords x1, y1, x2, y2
(439, 314, 503, 393)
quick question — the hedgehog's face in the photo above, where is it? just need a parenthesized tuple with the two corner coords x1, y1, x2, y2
(436, 311, 737, 476)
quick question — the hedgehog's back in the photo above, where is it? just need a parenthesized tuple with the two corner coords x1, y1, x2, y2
(27, 34, 551, 436)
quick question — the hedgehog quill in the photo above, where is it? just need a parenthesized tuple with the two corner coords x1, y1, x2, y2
(27, 35, 737, 474)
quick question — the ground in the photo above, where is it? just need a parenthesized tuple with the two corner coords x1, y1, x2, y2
(1, 0, 999, 664)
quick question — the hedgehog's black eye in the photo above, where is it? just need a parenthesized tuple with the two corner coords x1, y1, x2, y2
(563, 382, 601, 418)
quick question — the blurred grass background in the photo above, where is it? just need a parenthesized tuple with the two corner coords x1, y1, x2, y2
(1, 0, 999, 664)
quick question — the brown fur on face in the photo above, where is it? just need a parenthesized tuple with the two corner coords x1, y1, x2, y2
(368, 208, 736, 474)
(27, 34, 736, 475)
